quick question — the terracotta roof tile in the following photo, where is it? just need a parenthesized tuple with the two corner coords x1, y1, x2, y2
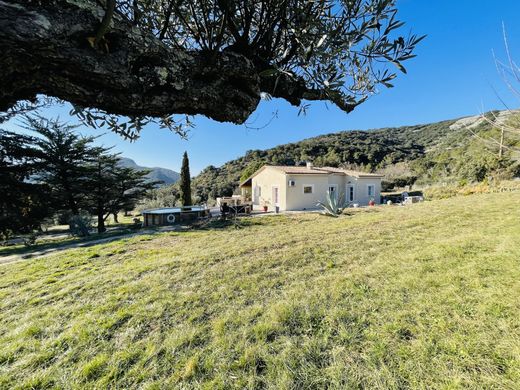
(269, 165, 329, 174)
(317, 167, 384, 178)
(268, 165, 383, 177)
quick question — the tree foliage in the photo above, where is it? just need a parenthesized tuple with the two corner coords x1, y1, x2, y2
(22, 116, 105, 215)
(1, 0, 423, 139)
(240, 160, 265, 182)
(86, 153, 156, 233)
(118, 0, 423, 108)
(179, 151, 193, 206)
(0, 117, 156, 237)
(189, 115, 520, 202)
(0, 130, 50, 239)
(139, 185, 181, 210)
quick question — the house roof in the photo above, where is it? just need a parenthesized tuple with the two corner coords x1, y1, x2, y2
(315, 167, 385, 178)
(269, 165, 330, 174)
(240, 164, 383, 187)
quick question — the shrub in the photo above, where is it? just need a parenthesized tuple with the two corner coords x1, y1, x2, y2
(68, 212, 92, 237)
(317, 191, 346, 217)
(0, 229, 13, 243)
(130, 218, 142, 230)
(423, 180, 520, 200)
(382, 175, 418, 191)
(23, 233, 38, 247)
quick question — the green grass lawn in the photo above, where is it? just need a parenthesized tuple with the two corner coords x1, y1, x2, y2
(0, 213, 141, 258)
(1, 193, 519, 389)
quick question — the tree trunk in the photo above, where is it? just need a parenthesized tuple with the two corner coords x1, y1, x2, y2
(68, 195, 79, 216)
(499, 127, 505, 158)
(0, 0, 261, 124)
(113, 212, 118, 223)
(62, 179, 79, 215)
(97, 211, 106, 233)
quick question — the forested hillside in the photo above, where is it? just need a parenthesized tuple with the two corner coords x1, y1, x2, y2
(164, 111, 520, 204)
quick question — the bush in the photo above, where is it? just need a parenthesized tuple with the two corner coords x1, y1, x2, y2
(423, 180, 520, 200)
(130, 218, 143, 230)
(69, 212, 92, 237)
(382, 175, 418, 191)
(0, 229, 13, 243)
(23, 233, 38, 247)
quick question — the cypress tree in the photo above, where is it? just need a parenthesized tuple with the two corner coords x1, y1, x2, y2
(179, 151, 192, 206)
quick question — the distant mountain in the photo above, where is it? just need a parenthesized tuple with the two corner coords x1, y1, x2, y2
(191, 110, 520, 201)
(118, 157, 180, 185)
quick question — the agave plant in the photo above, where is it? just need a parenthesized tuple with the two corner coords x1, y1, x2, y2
(317, 191, 346, 217)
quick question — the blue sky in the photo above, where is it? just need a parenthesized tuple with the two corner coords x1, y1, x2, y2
(6, 0, 520, 174)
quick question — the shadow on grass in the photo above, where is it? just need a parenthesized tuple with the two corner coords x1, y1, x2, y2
(191, 216, 265, 230)
(0, 228, 140, 258)
(342, 207, 382, 217)
(1, 215, 280, 260)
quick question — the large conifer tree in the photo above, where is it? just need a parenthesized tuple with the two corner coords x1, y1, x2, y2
(22, 116, 104, 216)
(21, 116, 156, 234)
(86, 153, 156, 233)
(0, 129, 50, 239)
(179, 152, 192, 206)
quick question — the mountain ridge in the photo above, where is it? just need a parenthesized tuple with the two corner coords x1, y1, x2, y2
(118, 157, 180, 185)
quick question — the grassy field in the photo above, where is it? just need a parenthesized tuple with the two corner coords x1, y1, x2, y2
(1, 193, 519, 389)
(0, 214, 139, 258)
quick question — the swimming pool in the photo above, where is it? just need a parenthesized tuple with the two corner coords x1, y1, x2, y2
(142, 206, 209, 226)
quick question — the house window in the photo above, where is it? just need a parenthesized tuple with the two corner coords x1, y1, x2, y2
(272, 186, 279, 205)
(368, 185, 375, 197)
(347, 185, 354, 202)
(328, 185, 338, 200)
(303, 185, 313, 194)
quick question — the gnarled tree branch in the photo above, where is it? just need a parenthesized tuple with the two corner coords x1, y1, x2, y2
(0, 0, 261, 123)
(0, 0, 420, 126)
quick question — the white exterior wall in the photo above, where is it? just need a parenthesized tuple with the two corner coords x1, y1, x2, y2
(251, 168, 382, 211)
(346, 177, 381, 205)
(326, 175, 346, 203)
(285, 174, 331, 211)
(251, 167, 287, 211)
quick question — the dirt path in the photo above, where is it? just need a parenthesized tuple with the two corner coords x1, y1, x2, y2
(0, 227, 179, 266)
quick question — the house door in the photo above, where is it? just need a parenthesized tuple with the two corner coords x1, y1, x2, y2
(347, 185, 355, 203)
(272, 186, 279, 206)
(328, 185, 338, 201)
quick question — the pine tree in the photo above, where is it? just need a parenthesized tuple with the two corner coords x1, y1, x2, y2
(86, 152, 156, 233)
(0, 129, 50, 239)
(22, 115, 104, 216)
(179, 151, 192, 206)
(22, 115, 155, 234)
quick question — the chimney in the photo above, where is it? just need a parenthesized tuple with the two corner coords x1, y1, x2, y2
(306, 161, 313, 169)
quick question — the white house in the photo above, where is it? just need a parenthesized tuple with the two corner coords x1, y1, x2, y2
(240, 163, 384, 211)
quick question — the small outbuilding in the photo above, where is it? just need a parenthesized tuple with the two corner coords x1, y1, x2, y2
(142, 206, 209, 226)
